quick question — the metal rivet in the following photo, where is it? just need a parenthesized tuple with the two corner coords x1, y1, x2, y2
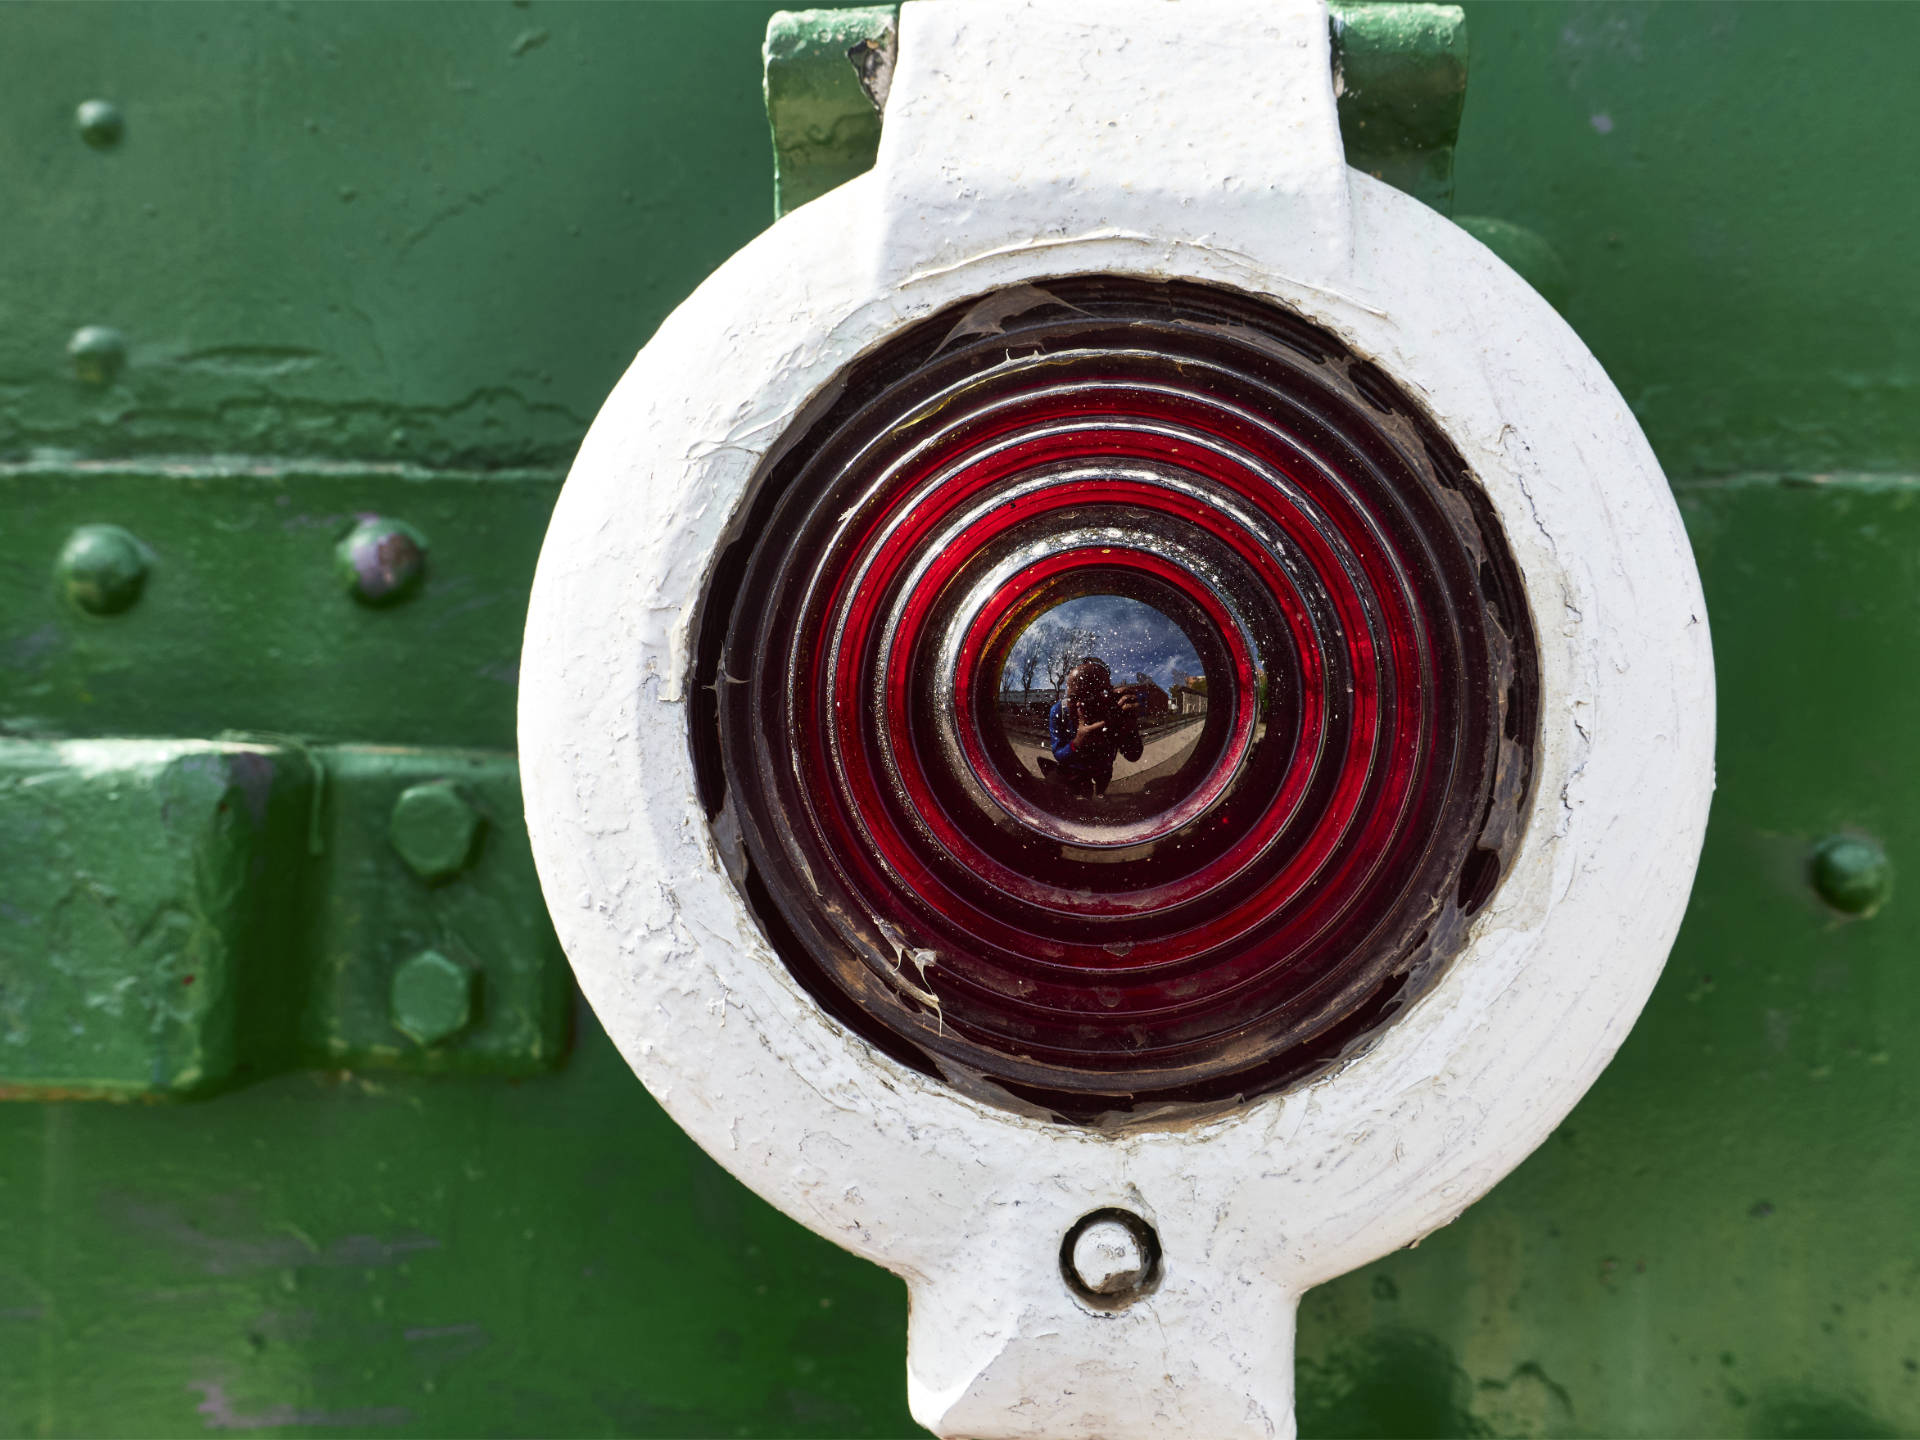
(336, 516, 427, 606)
(75, 98, 124, 149)
(389, 780, 484, 884)
(1811, 835, 1890, 916)
(1061, 1209, 1161, 1307)
(56, 524, 148, 615)
(66, 325, 126, 386)
(389, 949, 474, 1048)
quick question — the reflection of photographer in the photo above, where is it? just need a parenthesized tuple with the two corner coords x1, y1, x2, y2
(1040, 658, 1152, 797)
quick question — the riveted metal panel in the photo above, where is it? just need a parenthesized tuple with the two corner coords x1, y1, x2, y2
(3, 3, 1918, 1437)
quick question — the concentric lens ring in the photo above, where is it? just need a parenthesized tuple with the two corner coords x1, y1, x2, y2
(696, 277, 1538, 1122)
(934, 519, 1264, 850)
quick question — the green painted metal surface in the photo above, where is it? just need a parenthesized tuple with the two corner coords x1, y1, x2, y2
(4, 2, 1920, 1436)
(1, 460, 557, 749)
(0, 1029, 917, 1438)
(300, 747, 567, 1081)
(1331, 1, 1467, 213)
(764, 2, 1468, 219)
(0, 2, 774, 470)
(1292, 475, 1920, 1439)
(764, 7, 896, 218)
(0, 738, 567, 1097)
(0, 739, 305, 1098)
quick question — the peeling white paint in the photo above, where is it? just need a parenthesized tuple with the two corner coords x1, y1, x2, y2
(520, 3, 1714, 1437)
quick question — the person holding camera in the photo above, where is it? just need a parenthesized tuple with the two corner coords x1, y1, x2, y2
(1042, 658, 1145, 797)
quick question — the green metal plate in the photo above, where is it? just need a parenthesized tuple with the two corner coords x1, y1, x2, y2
(1, 462, 556, 749)
(0, 1028, 919, 1438)
(0, 739, 568, 1099)
(0, 1, 778, 471)
(0, 738, 304, 1098)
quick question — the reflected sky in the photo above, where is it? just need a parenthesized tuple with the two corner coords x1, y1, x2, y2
(1000, 595, 1204, 694)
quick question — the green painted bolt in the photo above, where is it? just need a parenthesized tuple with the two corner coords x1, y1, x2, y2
(66, 325, 126, 386)
(390, 780, 484, 883)
(335, 516, 428, 606)
(56, 524, 148, 615)
(75, 98, 124, 149)
(1810, 835, 1891, 916)
(389, 950, 474, 1048)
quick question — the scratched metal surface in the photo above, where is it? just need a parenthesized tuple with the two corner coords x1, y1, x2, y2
(3, 2, 1918, 1436)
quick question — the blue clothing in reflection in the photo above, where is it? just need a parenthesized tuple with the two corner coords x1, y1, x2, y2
(1046, 699, 1143, 794)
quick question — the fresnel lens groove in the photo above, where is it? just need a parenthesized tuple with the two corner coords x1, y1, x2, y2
(696, 278, 1538, 1122)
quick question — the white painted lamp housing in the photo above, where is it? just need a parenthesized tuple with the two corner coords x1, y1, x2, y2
(519, 2, 1714, 1436)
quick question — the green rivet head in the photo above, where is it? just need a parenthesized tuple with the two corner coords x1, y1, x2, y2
(75, 98, 124, 149)
(56, 524, 148, 615)
(390, 780, 483, 883)
(1811, 835, 1891, 916)
(66, 325, 126, 386)
(335, 516, 427, 606)
(389, 950, 474, 1048)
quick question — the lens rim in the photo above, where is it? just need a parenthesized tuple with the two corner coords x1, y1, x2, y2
(700, 275, 1539, 1122)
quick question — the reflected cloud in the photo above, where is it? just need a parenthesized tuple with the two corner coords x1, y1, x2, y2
(1001, 595, 1203, 694)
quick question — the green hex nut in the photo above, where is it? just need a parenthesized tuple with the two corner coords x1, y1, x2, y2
(389, 780, 483, 883)
(389, 949, 474, 1048)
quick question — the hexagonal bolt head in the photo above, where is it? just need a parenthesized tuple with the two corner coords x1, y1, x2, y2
(389, 780, 484, 884)
(389, 950, 475, 1048)
(1811, 835, 1891, 916)
(1061, 1209, 1160, 1307)
(56, 524, 148, 615)
(336, 516, 428, 606)
(1071, 1218, 1149, 1294)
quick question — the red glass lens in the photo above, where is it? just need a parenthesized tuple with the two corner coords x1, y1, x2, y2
(697, 278, 1537, 1122)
